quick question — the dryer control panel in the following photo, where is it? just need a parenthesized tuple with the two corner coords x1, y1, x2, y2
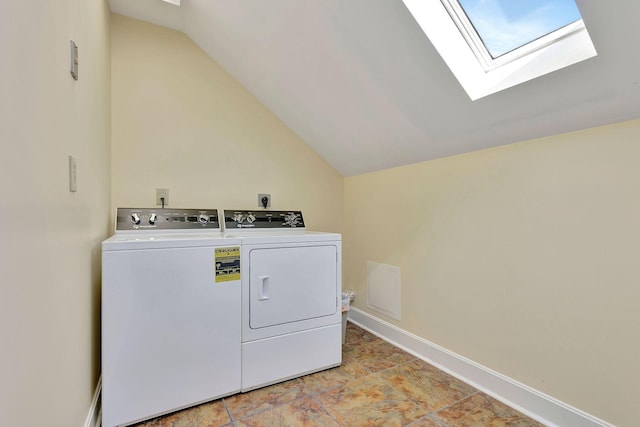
(115, 208, 220, 231)
(223, 210, 305, 229)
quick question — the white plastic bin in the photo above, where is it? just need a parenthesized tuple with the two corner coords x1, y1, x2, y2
(341, 292, 352, 344)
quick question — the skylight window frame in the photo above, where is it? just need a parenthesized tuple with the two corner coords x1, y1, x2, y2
(440, 0, 585, 72)
(402, 0, 597, 100)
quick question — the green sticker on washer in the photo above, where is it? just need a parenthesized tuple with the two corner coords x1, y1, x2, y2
(215, 247, 240, 282)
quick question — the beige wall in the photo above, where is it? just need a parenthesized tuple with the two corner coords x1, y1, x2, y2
(344, 118, 640, 426)
(110, 15, 343, 233)
(0, 1, 111, 426)
(2, 4, 636, 425)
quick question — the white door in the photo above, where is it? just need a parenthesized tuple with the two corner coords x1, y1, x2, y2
(248, 245, 338, 329)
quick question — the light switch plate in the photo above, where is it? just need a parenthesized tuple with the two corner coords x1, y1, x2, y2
(69, 155, 77, 192)
(70, 40, 78, 80)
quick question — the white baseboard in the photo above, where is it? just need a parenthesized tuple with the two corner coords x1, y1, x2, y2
(84, 376, 102, 427)
(347, 308, 614, 427)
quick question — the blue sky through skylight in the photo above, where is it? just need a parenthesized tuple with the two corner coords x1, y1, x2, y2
(457, 0, 582, 58)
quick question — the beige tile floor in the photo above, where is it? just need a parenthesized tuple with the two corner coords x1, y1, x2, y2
(134, 322, 544, 427)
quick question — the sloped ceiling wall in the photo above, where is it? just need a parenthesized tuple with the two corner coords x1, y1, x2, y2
(110, 0, 640, 175)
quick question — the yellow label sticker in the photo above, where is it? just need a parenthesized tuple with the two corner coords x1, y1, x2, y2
(215, 247, 240, 283)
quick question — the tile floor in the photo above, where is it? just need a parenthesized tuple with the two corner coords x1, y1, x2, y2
(133, 322, 545, 427)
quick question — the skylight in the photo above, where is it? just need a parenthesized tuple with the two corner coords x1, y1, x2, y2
(402, 0, 597, 100)
(457, 0, 582, 59)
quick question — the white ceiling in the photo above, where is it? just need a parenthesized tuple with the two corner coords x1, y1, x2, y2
(109, 0, 640, 176)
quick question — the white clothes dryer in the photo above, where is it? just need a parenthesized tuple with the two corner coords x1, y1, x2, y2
(102, 208, 242, 427)
(223, 210, 342, 391)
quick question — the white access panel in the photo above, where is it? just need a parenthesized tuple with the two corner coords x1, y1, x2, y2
(249, 245, 338, 329)
(102, 245, 241, 427)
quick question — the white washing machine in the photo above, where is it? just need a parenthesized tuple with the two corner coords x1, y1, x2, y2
(223, 210, 342, 391)
(102, 208, 242, 427)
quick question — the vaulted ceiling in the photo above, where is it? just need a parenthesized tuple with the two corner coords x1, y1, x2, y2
(109, 0, 640, 176)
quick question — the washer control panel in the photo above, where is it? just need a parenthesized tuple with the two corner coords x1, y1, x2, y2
(115, 208, 220, 231)
(223, 210, 305, 229)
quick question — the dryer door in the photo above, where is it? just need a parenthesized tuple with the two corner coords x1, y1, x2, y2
(248, 244, 338, 329)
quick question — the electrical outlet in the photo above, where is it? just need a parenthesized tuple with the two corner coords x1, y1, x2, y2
(156, 188, 169, 206)
(258, 193, 271, 209)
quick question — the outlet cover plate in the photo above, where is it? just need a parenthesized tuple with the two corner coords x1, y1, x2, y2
(258, 193, 271, 208)
(156, 188, 169, 206)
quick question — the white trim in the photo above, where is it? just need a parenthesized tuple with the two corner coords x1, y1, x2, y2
(347, 308, 614, 427)
(84, 376, 102, 427)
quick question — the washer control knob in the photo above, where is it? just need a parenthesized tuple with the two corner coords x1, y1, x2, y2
(246, 214, 256, 223)
(198, 214, 210, 224)
(130, 213, 141, 225)
(148, 213, 157, 225)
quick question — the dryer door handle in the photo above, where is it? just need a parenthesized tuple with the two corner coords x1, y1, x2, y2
(257, 275, 270, 301)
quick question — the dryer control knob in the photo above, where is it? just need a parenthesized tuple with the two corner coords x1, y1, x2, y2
(148, 213, 157, 225)
(284, 213, 300, 227)
(198, 214, 210, 224)
(130, 213, 141, 225)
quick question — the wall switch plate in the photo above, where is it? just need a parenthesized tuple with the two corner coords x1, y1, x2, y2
(70, 40, 78, 80)
(258, 193, 271, 209)
(69, 155, 77, 192)
(156, 188, 169, 206)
